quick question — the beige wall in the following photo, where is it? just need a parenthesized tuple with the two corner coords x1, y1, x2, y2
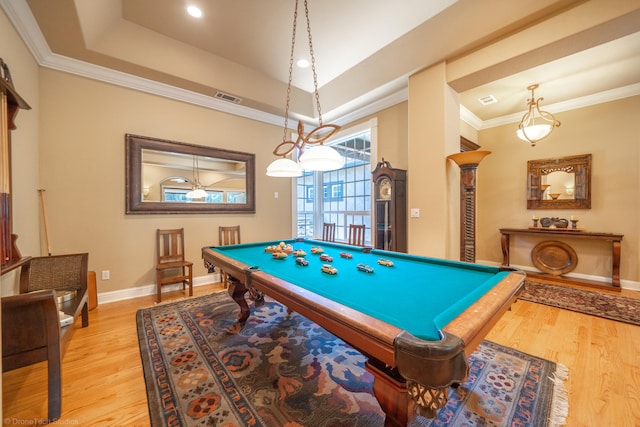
(33, 69, 300, 294)
(476, 97, 640, 284)
(407, 63, 461, 259)
(341, 101, 409, 170)
(348, 94, 640, 286)
(24, 71, 414, 296)
(3, 6, 639, 299)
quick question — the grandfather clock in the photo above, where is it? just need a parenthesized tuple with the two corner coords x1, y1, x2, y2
(372, 159, 406, 252)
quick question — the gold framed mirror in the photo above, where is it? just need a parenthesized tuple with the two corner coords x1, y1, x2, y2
(125, 134, 255, 214)
(527, 153, 591, 209)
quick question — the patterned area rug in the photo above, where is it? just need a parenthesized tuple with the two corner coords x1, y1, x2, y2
(518, 281, 640, 326)
(137, 292, 567, 427)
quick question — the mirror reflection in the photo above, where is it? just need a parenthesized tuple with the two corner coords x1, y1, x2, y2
(126, 134, 255, 214)
(141, 149, 247, 204)
(540, 170, 575, 200)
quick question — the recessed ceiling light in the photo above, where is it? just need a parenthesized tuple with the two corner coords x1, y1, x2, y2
(296, 59, 310, 68)
(186, 5, 203, 18)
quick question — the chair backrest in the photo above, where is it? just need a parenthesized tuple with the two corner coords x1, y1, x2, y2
(348, 224, 366, 247)
(20, 253, 89, 294)
(322, 223, 336, 242)
(219, 226, 241, 246)
(157, 228, 186, 264)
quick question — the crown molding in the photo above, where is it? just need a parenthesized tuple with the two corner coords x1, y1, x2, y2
(3, 0, 637, 134)
(460, 105, 483, 130)
(0, 0, 49, 59)
(330, 88, 409, 128)
(0, 0, 288, 126)
(480, 83, 640, 130)
(0, 0, 407, 131)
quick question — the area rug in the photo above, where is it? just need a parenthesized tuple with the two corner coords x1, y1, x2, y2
(518, 280, 640, 326)
(137, 292, 568, 427)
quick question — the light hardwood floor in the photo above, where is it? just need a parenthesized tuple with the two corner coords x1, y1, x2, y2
(3, 282, 639, 426)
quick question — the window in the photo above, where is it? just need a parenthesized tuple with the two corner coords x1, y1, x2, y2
(295, 122, 375, 245)
(226, 191, 246, 204)
(324, 181, 344, 201)
(305, 186, 314, 202)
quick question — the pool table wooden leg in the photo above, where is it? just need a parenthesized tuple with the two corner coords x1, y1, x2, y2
(366, 361, 415, 427)
(227, 276, 251, 322)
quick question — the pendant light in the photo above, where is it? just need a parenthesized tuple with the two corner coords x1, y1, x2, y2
(517, 84, 561, 146)
(185, 155, 207, 199)
(266, 0, 342, 177)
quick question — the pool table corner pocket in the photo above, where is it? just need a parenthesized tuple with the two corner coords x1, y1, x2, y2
(395, 331, 468, 418)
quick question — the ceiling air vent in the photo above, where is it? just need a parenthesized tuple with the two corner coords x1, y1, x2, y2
(478, 94, 497, 105)
(215, 91, 242, 104)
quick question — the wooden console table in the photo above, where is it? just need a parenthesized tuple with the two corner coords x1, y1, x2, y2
(499, 228, 623, 288)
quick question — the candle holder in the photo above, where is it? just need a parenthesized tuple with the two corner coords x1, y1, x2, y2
(532, 218, 539, 227)
(570, 219, 578, 229)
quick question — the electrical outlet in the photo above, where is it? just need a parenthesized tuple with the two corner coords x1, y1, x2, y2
(101, 270, 110, 280)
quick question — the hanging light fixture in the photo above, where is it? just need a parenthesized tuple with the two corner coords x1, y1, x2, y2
(185, 155, 207, 199)
(516, 84, 561, 147)
(266, 0, 343, 177)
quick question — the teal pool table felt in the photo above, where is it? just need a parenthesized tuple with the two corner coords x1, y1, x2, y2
(212, 239, 509, 341)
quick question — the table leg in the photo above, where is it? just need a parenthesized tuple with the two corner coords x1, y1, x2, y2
(365, 361, 413, 427)
(81, 301, 89, 327)
(227, 276, 251, 322)
(612, 240, 621, 287)
(500, 233, 510, 266)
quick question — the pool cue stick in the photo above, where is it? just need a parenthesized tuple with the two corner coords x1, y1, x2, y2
(38, 189, 51, 256)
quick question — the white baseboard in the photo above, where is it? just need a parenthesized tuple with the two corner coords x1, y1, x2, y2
(97, 273, 221, 305)
(477, 260, 640, 292)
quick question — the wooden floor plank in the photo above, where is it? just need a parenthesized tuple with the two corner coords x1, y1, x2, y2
(3, 282, 639, 426)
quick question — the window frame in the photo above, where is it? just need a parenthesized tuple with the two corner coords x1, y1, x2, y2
(292, 119, 378, 244)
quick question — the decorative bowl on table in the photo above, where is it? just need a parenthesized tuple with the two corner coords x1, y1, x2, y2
(540, 217, 569, 228)
(549, 193, 561, 200)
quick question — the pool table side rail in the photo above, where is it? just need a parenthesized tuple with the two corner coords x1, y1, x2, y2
(442, 270, 526, 355)
(202, 246, 525, 368)
(202, 246, 255, 276)
(370, 248, 501, 273)
(204, 245, 405, 365)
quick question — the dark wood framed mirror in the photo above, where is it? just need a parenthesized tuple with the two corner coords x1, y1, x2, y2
(527, 153, 591, 209)
(125, 134, 255, 214)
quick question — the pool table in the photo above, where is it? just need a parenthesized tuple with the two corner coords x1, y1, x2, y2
(202, 238, 525, 426)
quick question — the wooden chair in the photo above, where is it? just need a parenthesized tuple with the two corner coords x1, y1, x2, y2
(2, 290, 62, 421)
(321, 222, 336, 242)
(218, 226, 241, 288)
(156, 228, 193, 303)
(219, 225, 241, 246)
(20, 253, 90, 336)
(348, 224, 366, 246)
